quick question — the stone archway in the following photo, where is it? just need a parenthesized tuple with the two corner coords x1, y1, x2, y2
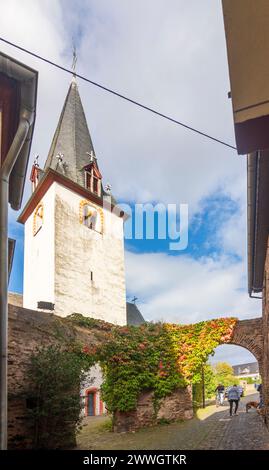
(226, 318, 263, 371)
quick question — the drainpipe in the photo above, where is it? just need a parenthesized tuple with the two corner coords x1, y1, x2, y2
(0, 112, 32, 450)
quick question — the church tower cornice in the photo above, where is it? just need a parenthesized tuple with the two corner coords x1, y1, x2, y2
(18, 168, 126, 225)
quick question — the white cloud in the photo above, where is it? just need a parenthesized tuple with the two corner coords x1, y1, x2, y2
(125, 250, 261, 364)
(1, 0, 245, 212)
(126, 250, 261, 323)
(210, 345, 257, 367)
(72, 0, 242, 213)
(0, 0, 71, 201)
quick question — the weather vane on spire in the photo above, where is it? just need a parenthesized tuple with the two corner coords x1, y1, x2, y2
(71, 40, 77, 76)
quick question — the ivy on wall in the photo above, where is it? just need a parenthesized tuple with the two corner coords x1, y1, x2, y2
(23, 315, 237, 448)
(70, 315, 237, 413)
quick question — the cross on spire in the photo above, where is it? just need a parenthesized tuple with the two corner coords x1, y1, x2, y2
(72, 42, 77, 76)
(86, 150, 96, 162)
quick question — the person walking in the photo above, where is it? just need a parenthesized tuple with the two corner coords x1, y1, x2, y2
(257, 383, 263, 408)
(215, 384, 225, 406)
(228, 384, 240, 416)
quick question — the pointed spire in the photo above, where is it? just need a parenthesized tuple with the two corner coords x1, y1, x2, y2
(44, 80, 98, 187)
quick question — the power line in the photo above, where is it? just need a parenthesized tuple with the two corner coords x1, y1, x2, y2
(0, 36, 237, 150)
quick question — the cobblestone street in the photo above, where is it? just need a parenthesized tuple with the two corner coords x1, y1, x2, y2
(77, 393, 269, 450)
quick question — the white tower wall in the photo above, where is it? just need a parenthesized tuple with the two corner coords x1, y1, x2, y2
(23, 182, 126, 325)
(23, 184, 56, 310)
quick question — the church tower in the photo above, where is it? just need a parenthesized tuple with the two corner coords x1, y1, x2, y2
(19, 79, 127, 325)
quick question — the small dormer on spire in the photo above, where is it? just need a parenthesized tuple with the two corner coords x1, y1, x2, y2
(84, 151, 102, 197)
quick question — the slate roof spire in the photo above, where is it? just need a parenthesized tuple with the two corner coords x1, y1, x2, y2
(44, 80, 97, 187)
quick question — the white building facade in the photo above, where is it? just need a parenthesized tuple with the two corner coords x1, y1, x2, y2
(22, 181, 126, 324)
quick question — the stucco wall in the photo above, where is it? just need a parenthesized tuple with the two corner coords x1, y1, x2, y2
(56, 184, 126, 324)
(23, 182, 127, 325)
(23, 183, 55, 310)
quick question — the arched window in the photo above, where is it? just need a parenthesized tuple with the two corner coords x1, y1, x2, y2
(79, 200, 104, 234)
(82, 204, 98, 230)
(33, 203, 44, 236)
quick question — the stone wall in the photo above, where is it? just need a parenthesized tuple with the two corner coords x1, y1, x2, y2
(229, 318, 263, 369)
(7, 303, 267, 447)
(8, 306, 194, 445)
(113, 386, 193, 433)
(263, 238, 269, 425)
(8, 292, 23, 307)
(7, 304, 108, 448)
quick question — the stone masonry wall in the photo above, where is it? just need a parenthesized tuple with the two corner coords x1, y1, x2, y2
(7, 302, 266, 447)
(230, 318, 263, 369)
(7, 304, 107, 448)
(113, 386, 193, 433)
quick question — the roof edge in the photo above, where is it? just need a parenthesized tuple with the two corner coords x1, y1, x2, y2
(18, 168, 127, 224)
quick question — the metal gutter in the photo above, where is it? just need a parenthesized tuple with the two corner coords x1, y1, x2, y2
(0, 52, 38, 449)
(8, 238, 16, 281)
(247, 153, 255, 295)
(0, 52, 38, 209)
(247, 152, 259, 296)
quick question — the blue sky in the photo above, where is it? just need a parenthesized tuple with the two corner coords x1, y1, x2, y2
(125, 192, 240, 260)
(2, 0, 260, 366)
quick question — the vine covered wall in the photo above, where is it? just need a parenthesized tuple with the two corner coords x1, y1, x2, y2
(9, 305, 264, 447)
(73, 315, 238, 413)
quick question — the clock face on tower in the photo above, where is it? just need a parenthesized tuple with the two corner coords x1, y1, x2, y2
(79, 200, 104, 234)
(33, 202, 44, 236)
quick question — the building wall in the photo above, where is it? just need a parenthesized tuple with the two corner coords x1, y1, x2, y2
(263, 237, 269, 423)
(7, 305, 112, 448)
(222, 0, 269, 153)
(54, 183, 126, 324)
(23, 182, 126, 325)
(81, 365, 106, 416)
(222, 0, 269, 124)
(23, 184, 55, 310)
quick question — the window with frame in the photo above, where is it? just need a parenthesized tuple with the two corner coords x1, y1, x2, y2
(84, 162, 102, 197)
(79, 200, 104, 234)
(82, 204, 98, 230)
